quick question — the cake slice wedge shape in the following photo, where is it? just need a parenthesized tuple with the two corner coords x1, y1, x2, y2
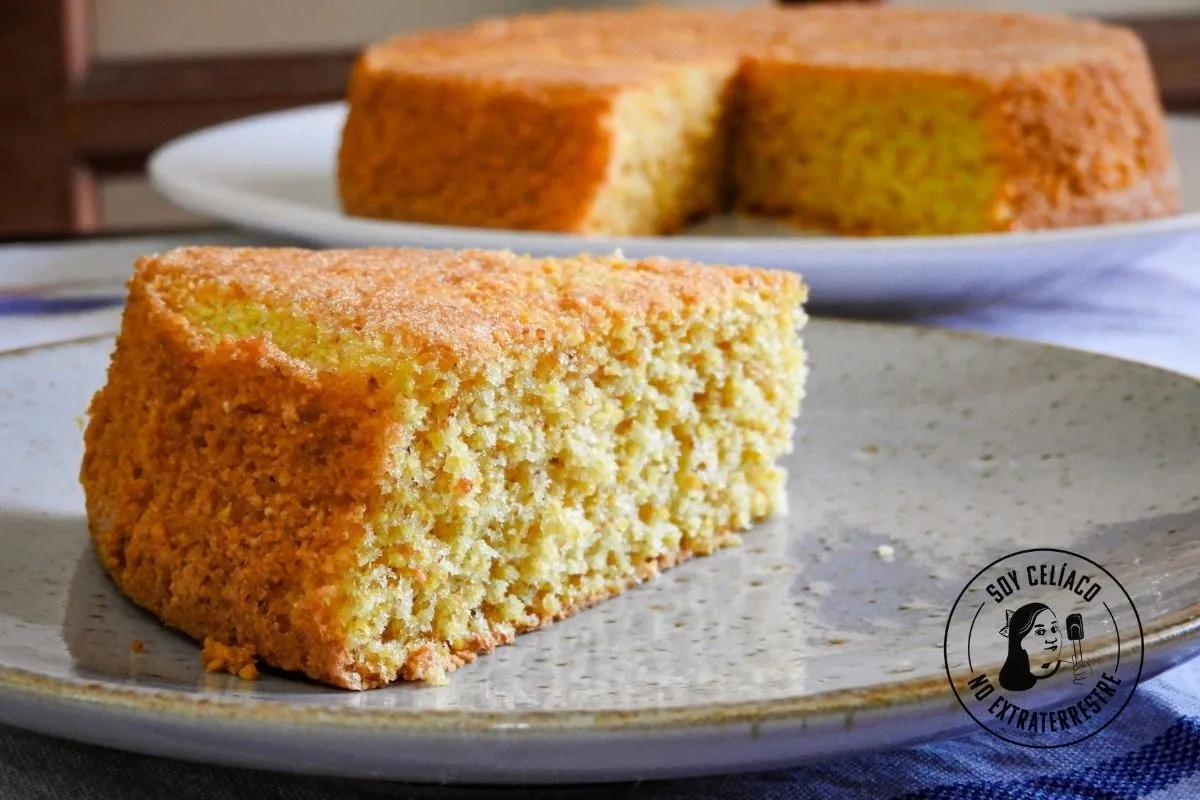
(81, 246, 807, 688)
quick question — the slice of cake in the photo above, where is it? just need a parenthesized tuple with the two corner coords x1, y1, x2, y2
(81, 247, 807, 688)
(337, 6, 1177, 236)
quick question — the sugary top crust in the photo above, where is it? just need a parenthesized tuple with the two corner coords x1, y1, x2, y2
(358, 6, 1143, 89)
(139, 247, 805, 365)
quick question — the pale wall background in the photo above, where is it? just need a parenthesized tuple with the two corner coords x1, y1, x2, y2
(92, 0, 1192, 59)
(92, 0, 768, 59)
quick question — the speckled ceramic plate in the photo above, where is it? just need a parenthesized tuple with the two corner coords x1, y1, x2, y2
(1, 320, 1199, 783)
(149, 103, 1200, 308)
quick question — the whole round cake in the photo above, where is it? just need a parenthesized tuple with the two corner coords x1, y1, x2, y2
(338, 5, 1178, 236)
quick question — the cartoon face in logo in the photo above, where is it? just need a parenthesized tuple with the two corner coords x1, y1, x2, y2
(998, 602, 1063, 690)
(945, 548, 1141, 747)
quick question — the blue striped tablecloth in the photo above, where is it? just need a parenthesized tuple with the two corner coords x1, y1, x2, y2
(2, 231, 1199, 799)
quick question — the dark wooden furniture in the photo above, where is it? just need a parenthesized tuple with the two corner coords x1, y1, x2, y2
(0, 2, 356, 236)
(1, 1, 1197, 237)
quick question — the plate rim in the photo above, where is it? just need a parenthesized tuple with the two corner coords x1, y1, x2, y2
(148, 101, 1200, 258)
(1, 605, 1197, 736)
(4, 322, 1200, 736)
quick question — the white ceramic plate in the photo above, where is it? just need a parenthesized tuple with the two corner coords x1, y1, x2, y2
(2, 321, 1199, 783)
(149, 103, 1200, 308)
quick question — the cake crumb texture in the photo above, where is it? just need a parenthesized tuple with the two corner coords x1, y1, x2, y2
(202, 638, 259, 681)
(81, 246, 807, 688)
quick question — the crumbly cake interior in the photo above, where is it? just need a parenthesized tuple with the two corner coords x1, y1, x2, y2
(145, 250, 806, 685)
(583, 63, 736, 235)
(733, 68, 1002, 234)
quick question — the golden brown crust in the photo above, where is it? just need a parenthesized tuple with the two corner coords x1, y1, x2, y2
(339, 5, 1177, 235)
(142, 246, 801, 366)
(758, 7, 1143, 76)
(82, 267, 398, 689)
(338, 58, 623, 232)
(985, 35, 1178, 231)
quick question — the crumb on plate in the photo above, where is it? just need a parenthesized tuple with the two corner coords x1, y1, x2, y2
(202, 637, 259, 681)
